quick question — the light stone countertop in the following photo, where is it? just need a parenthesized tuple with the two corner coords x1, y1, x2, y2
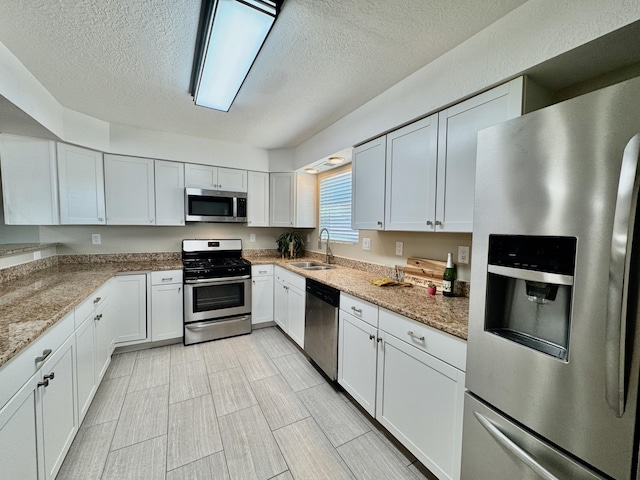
(0, 243, 60, 257)
(0, 260, 182, 369)
(247, 256, 469, 341)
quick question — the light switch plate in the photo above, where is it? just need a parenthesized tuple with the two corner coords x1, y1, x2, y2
(362, 238, 371, 251)
(396, 241, 404, 256)
(249, 234, 256, 242)
(458, 245, 470, 264)
(92, 234, 101, 245)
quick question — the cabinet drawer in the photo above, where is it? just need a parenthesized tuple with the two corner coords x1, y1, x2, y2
(151, 269, 183, 285)
(251, 264, 273, 277)
(0, 311, 74, 409)
(74, 281, 110, 329)
(340, 292, 378, 327)
(379, 308, 466, 371)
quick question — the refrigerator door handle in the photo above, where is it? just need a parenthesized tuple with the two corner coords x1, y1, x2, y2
(607, 133, 640, 417)
(474, 411, 560, 480)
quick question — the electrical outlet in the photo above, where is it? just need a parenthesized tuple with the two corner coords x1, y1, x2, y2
(458, 245, 470, 264)
(92, 234, 101, 245)
(249, 234, 256, 242)
(33, 251, 41, 260)
(395, 241, 404, 256)
(362, 238, 371, 251)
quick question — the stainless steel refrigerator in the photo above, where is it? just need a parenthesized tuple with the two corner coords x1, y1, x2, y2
(462, 76, 640, 480)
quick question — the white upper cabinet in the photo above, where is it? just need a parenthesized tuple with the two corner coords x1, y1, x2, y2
(351, 136, 386, 230)
(270, 172, 316, 228)
(185, 163, 247, 192)
(154, 160, 185, 226)
(247, 171, 269, 227)
(57, 143, 106, 225)
(385, 114, 438, 231)
(0, 134, 59, 225)
(104, 155, 155, 225)
(435, 77, 524, 232)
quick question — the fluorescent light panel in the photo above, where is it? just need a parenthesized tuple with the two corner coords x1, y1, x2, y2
(193, 0, 277, 112)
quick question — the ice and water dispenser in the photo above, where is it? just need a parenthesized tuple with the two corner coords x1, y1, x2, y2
(484, 235, 577, 361)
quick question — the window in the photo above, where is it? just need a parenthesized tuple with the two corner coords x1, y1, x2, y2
(319, 167, 359, 243)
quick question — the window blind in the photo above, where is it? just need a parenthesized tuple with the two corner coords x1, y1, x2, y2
(319, 169, 359, 243)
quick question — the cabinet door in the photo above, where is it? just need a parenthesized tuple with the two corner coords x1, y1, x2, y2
(104, 154, 155, 225)
(112, 274, 148, 344)
(270, 173, 295, 227)
(218, 168, 248, 192)
(252, 275, 274, 325)
(57, 143, 106, 224)
(385, 115, 438, 231)
(0, 134, 59, 225)
(287, 285, 305, 349)
(247, 171, 270, 227)
(151, 283, 183, 341)
(41, 334, 77, 480)
(0, 374, 40, 480)
(294, 173, 316, 228)
(75, 315, 96, 424)
(435, 78, 523, 232)
(352, 136, 386, 230)
(338, 311, 378, 416)
(274, 280, 288, 331)
(155, 160, 185, 226)
(94, 299, 112, 382)
(376, 331, 465, 480)
(185, 163, 217, 189)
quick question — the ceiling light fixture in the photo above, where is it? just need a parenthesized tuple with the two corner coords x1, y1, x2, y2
(190, 0, 282, 112)
(305, 168, 319, 174)
(328, 157, 344, 164)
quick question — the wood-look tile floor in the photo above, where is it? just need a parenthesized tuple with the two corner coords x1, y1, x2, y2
(58, 327, 436, 480)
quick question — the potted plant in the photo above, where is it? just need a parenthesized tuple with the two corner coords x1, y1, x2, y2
(426, 281, 437, 296)
(276, 231, 305, 258)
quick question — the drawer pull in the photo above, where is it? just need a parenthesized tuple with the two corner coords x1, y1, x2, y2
(162, 277, 173, 282)
(369, 334, 375, 340)
(351, 306, 363, 315)
(259, 270, 268, 274)
(95, 313, 103, 321)
(407, 331, 425, 341)
(35, 349, 52, 364)
(93, 296, 102, 304)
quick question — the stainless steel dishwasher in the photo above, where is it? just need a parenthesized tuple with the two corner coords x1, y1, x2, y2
(304, 278, 340, 380)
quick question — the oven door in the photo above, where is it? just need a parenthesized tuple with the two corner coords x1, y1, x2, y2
(184, 276, 251, 322)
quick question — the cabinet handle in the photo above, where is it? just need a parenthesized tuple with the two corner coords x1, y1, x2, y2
(35, 349, 52, 364)
(435, 220, 442, 226)
(37, 379, 50, 388)
(351, 306, 362, 315)
(407, 330, 425, 341)
(44, 372, 55, 381)
(377, 337, 382, 343)
(178, 287, 181, 293)
(259, 270, 268, 274)
(426, 220, 433, 226)
(162, 277, 173, 282)
(98, 217, 104, 222)
(252, 280, 256, 285)
(369, 334, 375, 340)
(95, 313, 103, 321)
(93, 296, 102, 304)
(377, 221, 383, 227)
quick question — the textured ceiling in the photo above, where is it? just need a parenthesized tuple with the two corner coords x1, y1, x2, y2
(0, 0, 528, 150)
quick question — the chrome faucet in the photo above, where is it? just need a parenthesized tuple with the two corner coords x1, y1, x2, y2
(318, 228, 333, 264)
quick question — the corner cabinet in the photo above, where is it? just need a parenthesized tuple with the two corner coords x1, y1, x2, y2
(57, 143, 106, 225)
(247, 171, 270, 227)
(0, 134, 59, 225)
(270, 172, 316, 228)
(104, 154, 156, 225)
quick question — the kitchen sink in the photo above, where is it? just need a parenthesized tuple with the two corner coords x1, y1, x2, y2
(288, 261, 334, 270)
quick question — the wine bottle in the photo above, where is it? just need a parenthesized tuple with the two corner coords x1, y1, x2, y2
(443, 253, 456, 297)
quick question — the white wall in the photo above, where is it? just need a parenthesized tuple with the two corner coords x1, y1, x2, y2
(293, 0, 640, 167)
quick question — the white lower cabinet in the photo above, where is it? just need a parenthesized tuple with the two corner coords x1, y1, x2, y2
(112, 274, 148, 345)
(251, 265, 274, 325)
(338, 300, 466, 480)
(151, 270, 183, 342)
(75, 315, 97, 423)
(94, 299, 112, 381)
(273, 266, 305, 348)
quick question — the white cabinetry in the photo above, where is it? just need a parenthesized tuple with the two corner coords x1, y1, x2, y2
(57, 143, 106, 225)
(0, 134, 59, 225)
(270, 172, 316, 228)
(185, 164, 247, 192)
(151, 270, 183, 341)
(112, 274, 148, 345)
(247, 171, 270, 227)
(273, 266, 305, 348)
(75, 314, 96, 422)
(155, 160, 185, 226)
(351, 137, 386, 230)
(104, 154, 156, 225)
(251, 265, 274, 325)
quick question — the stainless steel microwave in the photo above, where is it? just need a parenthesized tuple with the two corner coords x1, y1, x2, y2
(185, 188, 247, 223)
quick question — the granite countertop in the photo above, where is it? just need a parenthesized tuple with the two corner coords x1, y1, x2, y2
(247, 256, 469, 341)
(0, 260, 182, 369)
(0, 243, 60, 257)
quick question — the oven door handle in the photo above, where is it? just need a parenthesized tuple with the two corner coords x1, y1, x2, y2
(184, 275, 250, 284)
(185, 316, 251, 330)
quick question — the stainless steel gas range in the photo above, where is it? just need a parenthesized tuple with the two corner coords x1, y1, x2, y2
(182, 239, 252, 345)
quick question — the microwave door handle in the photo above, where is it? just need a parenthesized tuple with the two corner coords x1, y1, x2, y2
(607, 133, 640, 418)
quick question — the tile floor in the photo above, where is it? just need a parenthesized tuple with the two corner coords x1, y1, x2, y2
(57, 327, 436, 480)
